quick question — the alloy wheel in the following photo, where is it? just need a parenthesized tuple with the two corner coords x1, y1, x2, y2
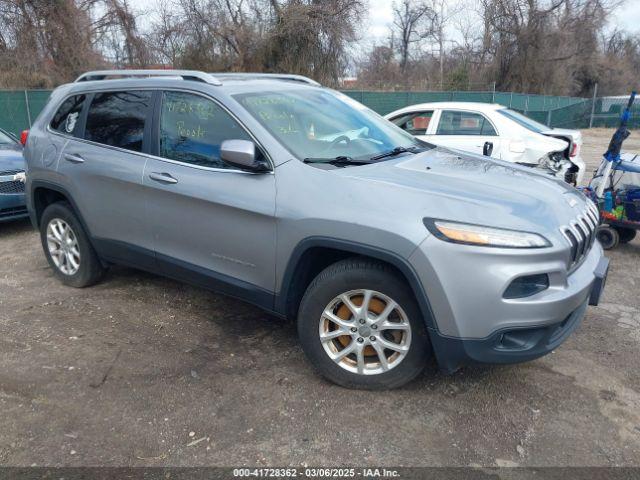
(46, 218, 81, 275)
(318, 289, 412, 375)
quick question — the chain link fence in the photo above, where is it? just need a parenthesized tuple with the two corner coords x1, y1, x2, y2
(0, 90, 51, 136)
(341, 90, 639, 130)
(1, 89, 638, 136)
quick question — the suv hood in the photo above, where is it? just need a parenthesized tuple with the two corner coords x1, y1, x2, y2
(0, 144, 25, 172)
(334, 148, 586, 234)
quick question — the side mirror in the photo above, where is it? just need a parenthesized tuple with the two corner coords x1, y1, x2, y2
(220, 139, 270, 173)
(483, 141, 494, 157)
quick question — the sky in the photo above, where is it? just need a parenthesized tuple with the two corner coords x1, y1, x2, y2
(366, 0, 640, 40)
(610, 0, 640, 33)
(132, 0, 640, 44)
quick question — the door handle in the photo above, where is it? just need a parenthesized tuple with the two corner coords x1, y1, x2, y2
(64, 153, 85, 164)
(149, 172, 178, 184)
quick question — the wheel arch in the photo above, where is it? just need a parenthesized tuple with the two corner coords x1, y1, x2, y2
(30, 181, 95, 242)
(276, 237, 439, 333)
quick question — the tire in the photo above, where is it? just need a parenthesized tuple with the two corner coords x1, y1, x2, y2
(596, 226, 620, 250)
(614, 227, 636, 244)
(297, 258, 430, 390)
(40, 202, 105, 287)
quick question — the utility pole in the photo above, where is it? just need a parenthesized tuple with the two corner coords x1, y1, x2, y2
(24, 90, 32, 127)
(589, 83, 598, 129)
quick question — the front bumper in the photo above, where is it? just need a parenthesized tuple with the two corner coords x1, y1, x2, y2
(409, 232, 607, 372)
(430, 297, 589, 373)
(0, 193, 27, 223)
(0, 171, 27, 223)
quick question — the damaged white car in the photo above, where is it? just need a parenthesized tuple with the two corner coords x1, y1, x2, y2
(386, 102, 585, 184)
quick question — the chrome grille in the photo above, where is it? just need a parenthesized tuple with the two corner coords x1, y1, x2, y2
(0, 169, 25, 194)
(561, 201, 600, 268)
(0, 180, 24, 194)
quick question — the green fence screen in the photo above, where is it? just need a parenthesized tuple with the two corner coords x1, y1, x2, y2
(0, 89, 637, 137)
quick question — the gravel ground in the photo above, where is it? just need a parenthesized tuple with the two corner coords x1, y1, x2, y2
(580, 128, 640, 182)
(1, 130, 640, 468)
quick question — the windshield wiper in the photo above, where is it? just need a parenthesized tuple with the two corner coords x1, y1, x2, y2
(303, 156, 371, 166)
(368, 146, 421, 162)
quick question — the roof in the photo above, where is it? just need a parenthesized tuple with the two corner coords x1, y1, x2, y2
(64, 71, 324, 100)
(74, 70, 320, 89)
(390, 102, 506, 114)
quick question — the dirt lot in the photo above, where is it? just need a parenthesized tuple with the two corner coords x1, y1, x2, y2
(1, 130, 640, 468)
(580, 128, 640, 181)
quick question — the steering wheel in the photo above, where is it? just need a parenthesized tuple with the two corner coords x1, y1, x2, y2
(326, 135, 351, 151)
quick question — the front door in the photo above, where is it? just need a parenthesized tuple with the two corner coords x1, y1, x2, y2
(143, 90, 277, 305)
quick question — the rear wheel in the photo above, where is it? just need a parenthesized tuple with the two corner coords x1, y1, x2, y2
(40, 202, 105, 287)
(596, 226, 620, 250)
(614, 227, 636, 244)
(297, 258, 430, 390)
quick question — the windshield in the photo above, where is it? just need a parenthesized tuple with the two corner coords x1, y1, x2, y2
(234, 89, 424, 162)
(498, 108, 549, 134)
(0, 130, 16, 145)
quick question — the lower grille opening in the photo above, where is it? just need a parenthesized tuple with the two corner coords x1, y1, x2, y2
(0, 205, 27, 218)
(503, 274, 549, 299)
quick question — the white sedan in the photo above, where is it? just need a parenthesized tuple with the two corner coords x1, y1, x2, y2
(385, 102, 585, 184)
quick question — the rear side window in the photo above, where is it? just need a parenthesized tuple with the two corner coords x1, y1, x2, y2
(50, 95, 86, 136)
(84, 91, 152, 152)
(436, 110, 497, 136)
(159, 91, 253, 169)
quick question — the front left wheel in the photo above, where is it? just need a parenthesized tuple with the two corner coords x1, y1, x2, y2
(297, 258, 431, 390)
(40, 202, 105, 287)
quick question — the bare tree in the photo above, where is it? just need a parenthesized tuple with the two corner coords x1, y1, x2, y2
(392, 0, 434, 75)
(357, 44, 401, 89)
(1, 0, 638, 96)
(427, 0, 462, 89)
(103, 0, 150, 66)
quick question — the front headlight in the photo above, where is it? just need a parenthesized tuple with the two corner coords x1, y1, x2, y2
(424, 219, 551, 248)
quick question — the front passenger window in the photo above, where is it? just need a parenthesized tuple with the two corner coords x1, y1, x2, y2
(390, 111, 434, 135)
(159, 91, 253, 169)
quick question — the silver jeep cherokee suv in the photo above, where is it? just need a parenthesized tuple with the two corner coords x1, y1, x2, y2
(24, 70, 608, 389)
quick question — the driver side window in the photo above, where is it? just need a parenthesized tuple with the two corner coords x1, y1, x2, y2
(159, 91, 254, 169)
(390, 111, 434, 135)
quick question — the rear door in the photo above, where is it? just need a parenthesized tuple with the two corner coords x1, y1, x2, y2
(430, 109, 501, 157)
(56, 90, 155, 268)
(142, 90, 277, 302)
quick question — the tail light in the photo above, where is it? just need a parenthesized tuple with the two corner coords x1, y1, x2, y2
(569, 142, 579, 157)
(20, 130, 29, 146)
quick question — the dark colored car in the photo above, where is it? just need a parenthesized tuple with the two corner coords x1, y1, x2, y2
(0, 127, 28, 222)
